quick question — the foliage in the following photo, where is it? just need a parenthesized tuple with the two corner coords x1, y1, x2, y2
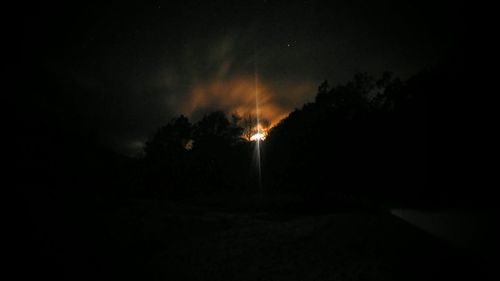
(140, 68, 444, 208)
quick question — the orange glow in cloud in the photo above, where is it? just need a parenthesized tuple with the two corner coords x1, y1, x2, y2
(160, 35, 317, 129)
(177, 76, 315, 128)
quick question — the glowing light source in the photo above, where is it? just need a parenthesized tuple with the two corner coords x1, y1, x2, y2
(250, 132, 265, 141)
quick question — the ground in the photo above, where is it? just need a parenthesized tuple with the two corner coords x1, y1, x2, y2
(91, 203, 490, 281)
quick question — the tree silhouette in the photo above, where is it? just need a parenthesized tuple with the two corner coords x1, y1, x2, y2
(192, 110, 243, 148)
(138, 69, 437, 208)
(241, 113, 257, 141)
(261, 70, 432, 208)
(144, 115, 191, 161)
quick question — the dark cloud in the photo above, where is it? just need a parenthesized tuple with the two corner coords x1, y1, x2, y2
(24, 0, 462, 155)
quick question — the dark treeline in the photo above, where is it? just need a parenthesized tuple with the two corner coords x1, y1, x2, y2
(16, 63, 467, 227)
(263, 71, 431, 210)
(142, 111, 257, 203)
(136, 67, 444, 211)
(19, 62, 475, 220)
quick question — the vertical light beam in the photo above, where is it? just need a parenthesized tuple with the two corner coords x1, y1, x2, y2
(254, 54, 263, 200)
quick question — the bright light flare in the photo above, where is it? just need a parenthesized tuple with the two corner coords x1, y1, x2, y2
(250, 132, 265, 141)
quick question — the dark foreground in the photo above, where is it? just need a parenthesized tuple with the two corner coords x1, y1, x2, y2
(24, 202, 493, 281)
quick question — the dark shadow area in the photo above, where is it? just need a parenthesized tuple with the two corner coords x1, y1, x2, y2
(15, 60, 495, 280)
(15, 1, 494, 280)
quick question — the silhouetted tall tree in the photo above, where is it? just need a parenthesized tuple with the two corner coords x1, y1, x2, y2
(241, 113, 257, 141)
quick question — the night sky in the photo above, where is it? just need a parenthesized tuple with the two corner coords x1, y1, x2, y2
(24, 0, 463, 156)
